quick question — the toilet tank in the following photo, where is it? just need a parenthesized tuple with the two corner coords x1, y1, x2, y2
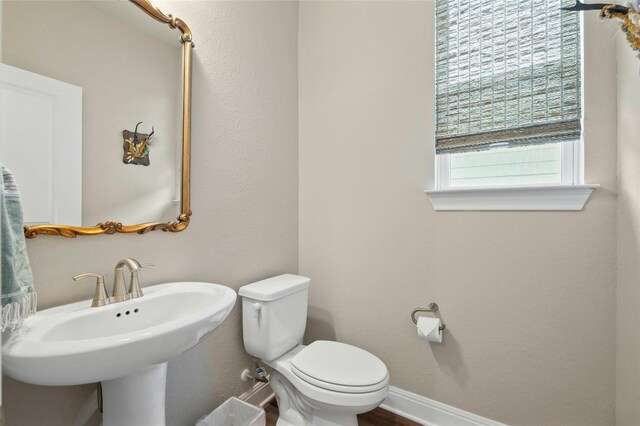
(239, 274, 310, 361)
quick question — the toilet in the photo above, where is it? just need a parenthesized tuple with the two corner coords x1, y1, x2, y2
(239, 274, 389, 426)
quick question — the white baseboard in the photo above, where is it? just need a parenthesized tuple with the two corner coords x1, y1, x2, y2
(237, 379, 275, 408)
(380, 386, 508, 426)
(237, 381, 505, 426)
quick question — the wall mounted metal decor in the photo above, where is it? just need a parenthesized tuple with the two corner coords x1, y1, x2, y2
(563, 1, 640, 58)
(123, 122, 154, 166)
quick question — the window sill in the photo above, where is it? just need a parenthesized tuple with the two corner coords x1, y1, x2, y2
(425, 185, 598, 211)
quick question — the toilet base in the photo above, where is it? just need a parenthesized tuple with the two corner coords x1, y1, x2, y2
(270, 370, 363, 426)
(276, 413, 358, 426)
(312, 411, 359, 426)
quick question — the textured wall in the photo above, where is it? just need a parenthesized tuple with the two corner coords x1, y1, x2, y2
(2, 1, 298, 425)
(298, 3, 618, 425)
(615, 34, 640, 426)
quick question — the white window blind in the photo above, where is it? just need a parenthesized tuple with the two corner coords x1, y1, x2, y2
(435, 0, 582, 155)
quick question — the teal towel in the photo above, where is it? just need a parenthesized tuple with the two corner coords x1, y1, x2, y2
(1, 163, 36, 331)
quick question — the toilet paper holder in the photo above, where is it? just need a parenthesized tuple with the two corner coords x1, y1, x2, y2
(411, 303, 446, 331)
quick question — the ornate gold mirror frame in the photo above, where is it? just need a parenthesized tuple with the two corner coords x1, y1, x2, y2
(24, 0, 193, 239)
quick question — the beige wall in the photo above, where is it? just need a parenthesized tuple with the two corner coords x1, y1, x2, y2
(615, 35, 640, 426)
(299, 3, 618, 425)
(2, 1, 298, 425)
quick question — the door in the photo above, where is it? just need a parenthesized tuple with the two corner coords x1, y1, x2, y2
(0, 63, 82, 226)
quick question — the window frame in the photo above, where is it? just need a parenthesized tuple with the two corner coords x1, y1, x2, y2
(427, 139, 595, 211)
(434, 139, 584, 191)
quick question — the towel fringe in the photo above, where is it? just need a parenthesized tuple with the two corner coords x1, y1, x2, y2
(1, 291, 37, 332)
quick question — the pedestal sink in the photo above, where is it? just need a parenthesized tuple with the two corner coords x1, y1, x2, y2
(2, 282, 236, 426)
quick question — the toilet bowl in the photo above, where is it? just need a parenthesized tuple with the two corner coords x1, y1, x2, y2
(239, 274, 389, 426)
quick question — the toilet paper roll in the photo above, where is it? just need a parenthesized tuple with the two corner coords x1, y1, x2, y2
(416, 317, 443, 343)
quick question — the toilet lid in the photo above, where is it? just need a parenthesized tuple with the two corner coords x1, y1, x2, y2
(291, 341, 388, 393)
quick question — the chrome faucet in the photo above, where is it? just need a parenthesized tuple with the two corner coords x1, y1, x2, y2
(113, 258, 144, 301)
(74, 258, 150, 307)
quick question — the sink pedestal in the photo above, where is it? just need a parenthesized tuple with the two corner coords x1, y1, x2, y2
(102, 363, 168, 426)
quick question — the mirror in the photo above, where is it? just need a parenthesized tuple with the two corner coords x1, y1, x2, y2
(0, 0, 193, 238)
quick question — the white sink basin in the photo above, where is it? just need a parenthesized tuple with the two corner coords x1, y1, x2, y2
(3, 282, 236, 385)
(2, 282, 236, 426)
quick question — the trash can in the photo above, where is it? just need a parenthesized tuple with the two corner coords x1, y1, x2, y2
(196, 397, 266, 426)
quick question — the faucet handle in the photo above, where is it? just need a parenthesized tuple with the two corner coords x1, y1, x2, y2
(128, 270, 144, 299)
(128, 262, 152, 300)
(73, 273, 110, 308)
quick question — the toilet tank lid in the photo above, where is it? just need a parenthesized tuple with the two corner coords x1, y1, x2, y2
(239, 274, 310, 301)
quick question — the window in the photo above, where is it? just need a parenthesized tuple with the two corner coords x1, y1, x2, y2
(434, 0, 583, 192)
(437, 140, 581, 190)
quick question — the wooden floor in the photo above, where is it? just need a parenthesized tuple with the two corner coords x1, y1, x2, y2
(264, 399, 422, 426)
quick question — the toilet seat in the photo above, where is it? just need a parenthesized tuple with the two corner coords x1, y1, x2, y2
(290, 341, 389, 394)
(265, 342, 390, 413)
